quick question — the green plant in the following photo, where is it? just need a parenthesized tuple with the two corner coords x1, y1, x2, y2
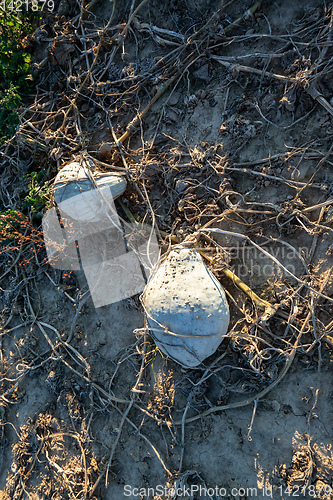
(23, 170, 51, 215)
(0, 83, 22, 144)
(0, 209, 23, 243)
(0, 10, 34, 144)
(0, 209, 44, 265)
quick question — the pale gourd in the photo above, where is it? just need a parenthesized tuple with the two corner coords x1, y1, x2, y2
(143, 247, 230, 368)
(53, 161, 126, 222)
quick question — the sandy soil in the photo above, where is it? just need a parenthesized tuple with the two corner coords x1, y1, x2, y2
(1, 0, 333, 499)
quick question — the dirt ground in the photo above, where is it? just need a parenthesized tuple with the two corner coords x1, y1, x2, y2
(1, 0, 333, 499)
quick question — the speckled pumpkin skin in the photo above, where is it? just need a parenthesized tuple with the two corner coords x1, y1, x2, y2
(143, 247, 230, 368)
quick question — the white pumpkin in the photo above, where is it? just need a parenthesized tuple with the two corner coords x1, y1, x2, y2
(143, 247, 230, 368)
(53, 161, 126, 222)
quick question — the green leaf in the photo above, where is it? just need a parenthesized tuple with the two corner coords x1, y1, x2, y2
(0, 11, 34, 142)
(23, 53, 32, 63)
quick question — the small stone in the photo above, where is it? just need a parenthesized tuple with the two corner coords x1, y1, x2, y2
(193, 64, 210, 82)
(264, 180, 270, 187)
(196, 89, 207, 99)
(175, 180, 189, 193)
(99, 142, 113, 159)
(271, 400, 281, 412)
(245, 28, 255, 35)
(165, 108, 179, 123)
(168, 91, 180, 105)
(57, 0, 69, 16)
(143, 163, 159, 180)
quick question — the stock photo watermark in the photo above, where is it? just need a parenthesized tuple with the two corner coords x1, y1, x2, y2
(224, 243, 310, 279)
(123, 483, 332, 498)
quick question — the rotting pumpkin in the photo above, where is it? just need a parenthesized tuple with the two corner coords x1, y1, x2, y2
(143, 246, 230, 368)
